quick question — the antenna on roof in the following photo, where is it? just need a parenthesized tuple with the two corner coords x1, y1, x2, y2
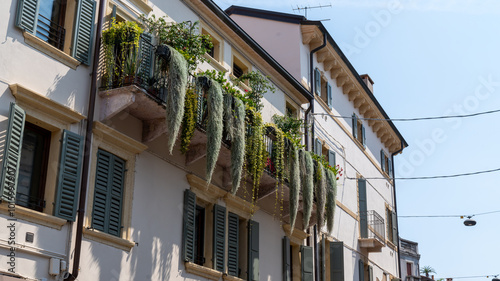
(293, 3, 332, 19)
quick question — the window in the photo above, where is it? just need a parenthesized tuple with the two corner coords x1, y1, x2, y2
(232, 52, 249, 80)
(286, 101, 298, 118)
(202, 27, 221, 62)
(282, 236, 313, 281)
(386, 207, 398, 245)
(358, 178, 368, 238)
(0, 94, 85, 229)
(352, 114, 366, 148)
(406, 262, 412, 276)
(380, 150, 392, 176)
(326, 240, 344, 281)
(15, 0, 96, 65)
(314, 68, 333, 108)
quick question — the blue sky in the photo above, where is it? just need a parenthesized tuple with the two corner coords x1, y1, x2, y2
(214, 0, 500, 279)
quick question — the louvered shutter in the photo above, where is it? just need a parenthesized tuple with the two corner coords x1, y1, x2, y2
(72, 0, 96, 65)
(315, 68, 321, 95)
(368, 265, 373, 281)
(54, 130, 84, 221)
(330, 242, 344, 281)
(248, 220, 259, 281)
(352, 114, 357, 139)
(15, 0, 40, 33)
(327, 83, 333, 107)
(328, 150, 336, 167)
(315, 138, 322, 156)
(213, 204, 226, 272)
(388, 158, 393, 176)
(361, 125, 366, 147)
(358, 178, 368, 238)
(283, 236, 291, 281)
(301, 245, 314, 281)
(391, 211, 398, 244)
(182, 189, 196, 262)
(380, 150, 385, 172)
(227, 212, 239, 276)
(139, 32, 153, 82)
(358, 260, 365, 281)
(321, 237, 326, 281)
(0, 103, 25, 201)
(91, 150, 125, 236)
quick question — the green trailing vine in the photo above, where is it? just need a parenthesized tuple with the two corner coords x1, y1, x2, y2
(166, 46, 189, 154)
(288, 143, 300, 233)
(204, 77, 224, 185)
(314, 161, 326, 230)
(272, 114, 305, 149)
(300, 150, 314, 229)
(311, 153, 342, 178)
(236, 71, 275, 112)
(245, 107, 267, 203)
(325, 169, 337, 233)
(180, 87, 198, 154)
(230, 97, 245, 194)
(264, 123, 285, 218)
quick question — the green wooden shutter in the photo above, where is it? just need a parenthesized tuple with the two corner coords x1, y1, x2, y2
(248, 220, 259, 281)
(54, 130, 84, 221)
(391, 211, 398, 244)
(301, 245, 314, 281)
(358, 259, 365, 281)
(327, 83, 333, 107)
(380, 150, 385, 172)
(139, 32, 153, 82)
(72, 0, 96, 65)
(358, 178, 368, 238)
(321, 237, 326, 281)
(330, 242, 344, 281)
(361, 125, 366, 147)
(283, 236, 291, 281)
(315, 68, 321, 95)
(213, 204, 226, 272)
(368, 265, 373, 281)
(227, 212, 239, 276)
(352, 114, 358, 139)
(315, 138, 322, 156)
(0, 103, 25, 202)
(388, 158, 393, 176)
(15, 0, 40, 33)
(91, 150, 125, 236)
(182, 189, 196, 262)
(328, 150, 336, 167)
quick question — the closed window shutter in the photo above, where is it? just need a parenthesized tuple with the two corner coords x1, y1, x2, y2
(54, 130, 84, 221)
(358, 259, 365, 281)
(321, 237, 326, 281)
(328, 150, 336, 167)
(248, 220, 259, 281)
(361, 125, 366, 147)
(72, 0, 96, 65)
(358, 178, 368, 238)
(227, 212, 239, 276)
(91, 150, 125, 237)
(315, 138, 322, 156)
(352, 114, 358, 139)
(391, 211, 398, 244)
(283, 236, 291, 281)
(330, 242, 344, 281)
(380, 150, 385, 173)
(139, 32, 153, 81)
(315, 68, 321, 95)
(182, 189, 196, 262)
(213, 204, 226, 272)
(327, 83, 333, 107)
(368, 265, 373, 281)
(301, 245, 314, 281)
(0, 103, 25, 201)
(388, 158, 393, 176)
(15, 0, 40, 33)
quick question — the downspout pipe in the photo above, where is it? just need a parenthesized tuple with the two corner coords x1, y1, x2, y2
(391, 141, 405, 281)
(65, 0, 106, 279)
(309, 27, 327, 281)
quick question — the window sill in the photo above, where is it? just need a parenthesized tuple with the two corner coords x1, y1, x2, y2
(229, 73, 252, 92)
(22, 31, 80, 70)
(0, 202, 66, 230)
(82, 227, 135, 251)
(203, 53, 228, 73)
(129, 0, 153, 14)
(184, 261, 222, 281)
(223, 274, 245, 281)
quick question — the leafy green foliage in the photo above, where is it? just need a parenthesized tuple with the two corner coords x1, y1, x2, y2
(272, 114, 305, 149)
(236, 71, 275, 112)
(180, 87, 198, 154)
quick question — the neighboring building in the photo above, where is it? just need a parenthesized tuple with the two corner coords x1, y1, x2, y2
(0, 1, 406, 281)
(400, 238, 421, 281)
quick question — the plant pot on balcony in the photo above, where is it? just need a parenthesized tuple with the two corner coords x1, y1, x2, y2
(156, 44, 171, 62)
(124, 75, 143, 86)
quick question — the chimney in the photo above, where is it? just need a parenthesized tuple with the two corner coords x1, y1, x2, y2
(431, 275, 434, 280)
(447, 279, 453, 281)
(360, 74, 374, 93)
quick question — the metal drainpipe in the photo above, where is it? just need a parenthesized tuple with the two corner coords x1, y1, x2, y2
(309, 27, 327, 281)
(65, 0, 106, 279)
(391, 140, 405, 281)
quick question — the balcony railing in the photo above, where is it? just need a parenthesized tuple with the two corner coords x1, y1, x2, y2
(406, 276, 421, 281)
(360, 210, 385, 242)
(401, 240, 418, 254)
(36, 13, 65, 51)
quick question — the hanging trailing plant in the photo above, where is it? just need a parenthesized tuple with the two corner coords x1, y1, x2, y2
(203, 77, 223, 185)
(288, 144, 300, 233)
(314, 161, 326, 230)
(180, 87, 198, 154)
(235, 71, 275, 112)
(223, 93, 234, 141)
(325, 168, 337, 234)
(230, 97, 245, 194)
(272, 114, 306, 149)
(245, 107, 267, 203)
(166, 46, 189, 154)
(300, 150, 314, 229)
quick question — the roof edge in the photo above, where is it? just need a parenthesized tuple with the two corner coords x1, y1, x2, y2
(225, 5, 305, 24)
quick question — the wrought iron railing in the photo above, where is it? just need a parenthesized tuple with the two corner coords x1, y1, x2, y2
(360, 210, 385, 242)
(36, 14, 66, 50)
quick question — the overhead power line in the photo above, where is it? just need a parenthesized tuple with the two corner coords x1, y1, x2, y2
(347, 167, 500, 180)
(399, 210, 500, 218)
(311, 108, 500, 122)
(445, 274, 499, 280)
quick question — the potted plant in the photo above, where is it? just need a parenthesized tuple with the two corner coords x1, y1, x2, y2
(123, 49, 143, 86)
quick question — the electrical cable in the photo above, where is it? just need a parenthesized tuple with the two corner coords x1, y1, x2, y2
(346, 167, 500, 180)
(399, 210, 500, 218)
(311, 108, 500, 122)
(445, 274, 499, 279)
